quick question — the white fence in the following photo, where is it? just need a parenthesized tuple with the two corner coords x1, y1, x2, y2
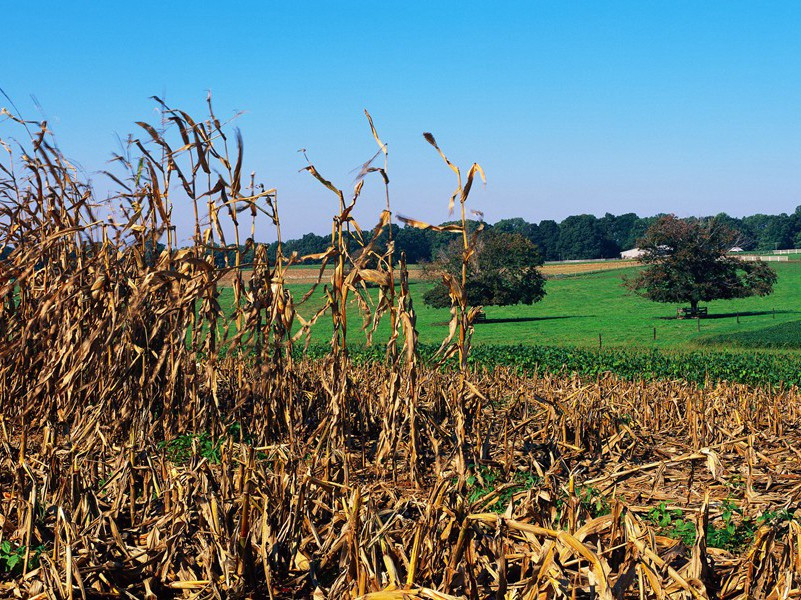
(739, 255, 789, 262)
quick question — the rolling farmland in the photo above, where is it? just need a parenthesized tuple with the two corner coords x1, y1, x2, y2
(219, 261, 801, 351)
(3, 101, 801, 600)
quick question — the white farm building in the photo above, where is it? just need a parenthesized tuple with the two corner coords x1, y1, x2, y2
(620, 248, 645, 259)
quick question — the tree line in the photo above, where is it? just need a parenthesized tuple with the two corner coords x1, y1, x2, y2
(203, 206, 801, 267)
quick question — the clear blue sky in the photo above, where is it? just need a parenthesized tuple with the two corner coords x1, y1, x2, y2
(4, 1, 801, 240)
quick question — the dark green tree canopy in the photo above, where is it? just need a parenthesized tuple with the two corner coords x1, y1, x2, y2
(245, 206, 801, 266)
(625, 215, 777, 314)
(423, 230, 546, 309)
(557, 214, 604, 260)
(493, 217, 539, 241)
(536, 220, 561, 261)
(394, 225, 432, 264)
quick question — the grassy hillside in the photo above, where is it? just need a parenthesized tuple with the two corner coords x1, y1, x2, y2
(697, 319, 801, 349)
(219, 262, 801, 351)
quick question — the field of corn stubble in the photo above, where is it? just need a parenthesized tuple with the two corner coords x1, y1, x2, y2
(2, 99, 801, 599)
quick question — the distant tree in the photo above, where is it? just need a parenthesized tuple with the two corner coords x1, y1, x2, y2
(600, 212, 645, 251)
(142, 240, 166, 266)
(494, 217, 538, 240)
(423, 230, 546, 308)
(711, 212, 742, 233)
(598, 213, 621, 256)
(282, 232, 329, 261)
(741, 213, 796, 251)
(427, 219, 483, 259)
(740, 214, 769, 249)
(394, 225, 433, 263)
(794, 206, 801, 249)
(537, 220, 561, 261)
(558, 214, 604, 260)
(762, 214, 795, 250)
(711, 212, 753, 250)
(625, 215, 777, 315)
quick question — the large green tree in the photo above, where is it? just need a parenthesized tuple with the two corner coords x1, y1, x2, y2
(599, 212, 649, 252)
(423, 230, 546, 309)
(557, 214, 605, 260)
(494, 217, 539, 242)
(394, 225, 432, 263)
(625, 215, 777, 315)
(536, 219, 561, 261)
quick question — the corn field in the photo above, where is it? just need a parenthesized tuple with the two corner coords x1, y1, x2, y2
(2, 99, 801, 599)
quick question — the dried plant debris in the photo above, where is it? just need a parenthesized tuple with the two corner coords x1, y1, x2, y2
(1, 100, 801, 599)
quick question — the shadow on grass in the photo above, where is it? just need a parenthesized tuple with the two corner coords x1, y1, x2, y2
(479, 315, 594, 325)
(431, 315, 593, 327)
(657, 309, 799, 321)
(697, 319, 801, 349)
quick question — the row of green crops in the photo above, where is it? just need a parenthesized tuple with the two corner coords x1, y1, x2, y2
(298, 344, 801, 389)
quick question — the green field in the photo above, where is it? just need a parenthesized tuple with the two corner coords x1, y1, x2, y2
(219, 262, 801, 351)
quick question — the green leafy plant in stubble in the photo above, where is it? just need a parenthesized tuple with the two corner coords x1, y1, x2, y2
(647, 502, 696, 547)
(755, 508, 796, 531)
(576, 485, 611, 518)
(160, 432, 225, 465)
(725, 472, 745, 491)
(464, 467, 541, 513)
(0, 541, 25, 574)
(0, 541, 47, 574)
(646, 498, 796, 553)
(705, 498, 799, 552)
(705, 498, 756, 552)
(553, 485, 612, 526)
(159, 422, 269, 465)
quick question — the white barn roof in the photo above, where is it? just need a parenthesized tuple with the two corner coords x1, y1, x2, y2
(620, 248, 644, 259)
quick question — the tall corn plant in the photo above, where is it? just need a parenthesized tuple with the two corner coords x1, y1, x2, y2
(398, 133, 486, 479)
(301, 142, 401, 478)
(0, 97, 286, 445)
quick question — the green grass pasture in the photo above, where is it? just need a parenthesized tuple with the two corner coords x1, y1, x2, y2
(219, 262, 801, 352)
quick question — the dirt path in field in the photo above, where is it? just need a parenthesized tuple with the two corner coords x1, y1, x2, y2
(540, 259, 638, 276)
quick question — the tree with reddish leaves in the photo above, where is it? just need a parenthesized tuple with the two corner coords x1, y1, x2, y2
(625, 215, 777, 316)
